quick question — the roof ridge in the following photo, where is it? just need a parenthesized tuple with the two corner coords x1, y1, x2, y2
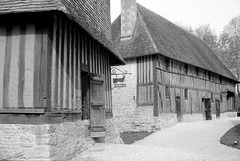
(135, 3, 238, 81)
(136, 2, 215, 51)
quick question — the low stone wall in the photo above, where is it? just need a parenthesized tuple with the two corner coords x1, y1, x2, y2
(114, 110, 238, 134)
(153, 113, 178, 131)
(0, 116, 122, 161)
(216, 111, 237, 119)
(182, 113, 204, 122)
(114, 105, 179, 133)
(182, 111, 237, 121)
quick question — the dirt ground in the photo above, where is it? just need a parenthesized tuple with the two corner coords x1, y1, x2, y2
(73, 117, 240, 161)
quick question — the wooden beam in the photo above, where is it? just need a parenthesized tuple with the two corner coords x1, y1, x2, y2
(45, 15, 53, 112)
(51, 13, 58, 110)
(3, 24, 12, 108)
(153, 55, 159, 116)
(0, 25, 6, 108)
(59, 16, 64, 110)
(18, 24, 26, 107)
(0, 108, 45, 114)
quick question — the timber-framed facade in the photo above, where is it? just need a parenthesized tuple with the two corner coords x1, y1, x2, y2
(0, 1, 124, 161)
(111, 0, 238, 132)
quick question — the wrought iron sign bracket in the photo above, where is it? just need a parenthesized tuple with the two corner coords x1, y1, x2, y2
(111, 67, 131, 89)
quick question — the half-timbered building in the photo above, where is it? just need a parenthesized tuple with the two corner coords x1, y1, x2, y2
(111, 0, 239, 132)
(0, 0, 124, 160)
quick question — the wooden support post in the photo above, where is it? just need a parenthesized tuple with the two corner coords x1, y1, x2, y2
(153, 55, 158, 116)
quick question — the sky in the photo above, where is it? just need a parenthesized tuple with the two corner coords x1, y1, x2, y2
(110, 0, 240, 35)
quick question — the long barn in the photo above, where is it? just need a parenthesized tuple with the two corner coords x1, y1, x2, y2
(111, 0, 239, 132)
(0, 0, 124, 160)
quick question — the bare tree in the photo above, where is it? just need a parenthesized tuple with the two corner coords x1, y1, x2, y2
(219, 15, 240, 94)
(194, 24, 219, 54)
(176, 19, 240, 94)
(176, 22, 219, 54)
(175, 22, 195, 34)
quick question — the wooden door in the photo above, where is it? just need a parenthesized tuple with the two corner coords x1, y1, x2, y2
(205, 98, 212, 120)
(215, 100, 220, 118)
(81, 71, 90, 120)
(90, 73, 106, 137)
(175, 96, 182, 122)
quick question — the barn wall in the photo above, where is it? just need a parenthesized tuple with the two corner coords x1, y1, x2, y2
(112, 57, 176, 132)
(112, 53, 236, 133)
(50, 12, 113, 116)
(137, 55, 154, 106)
(0, 12, 122, 161)
(156, 55, 236, 121)
(0, 14, 49, 109)
(0, 12, 113, 115)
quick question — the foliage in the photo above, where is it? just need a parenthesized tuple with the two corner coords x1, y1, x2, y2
(176, 16, 240, 94)
(219, 16, 240, 79)
(194, 24, 219, 54)
(219, 16, 240, 95)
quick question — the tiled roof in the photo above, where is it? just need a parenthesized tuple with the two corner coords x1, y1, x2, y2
(0, 0, 124, 65)
(112, 3, 238, 82)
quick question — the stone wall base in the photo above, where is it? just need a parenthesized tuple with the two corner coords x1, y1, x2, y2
(214, 111, 237, 119)
(182, 113, 204, 122)
(116, 111, 238, 134)
(153, 113, 178, 131)
(0, 117, 122, 161)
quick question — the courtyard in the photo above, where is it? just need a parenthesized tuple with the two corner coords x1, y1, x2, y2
(74, 117, 240, 161)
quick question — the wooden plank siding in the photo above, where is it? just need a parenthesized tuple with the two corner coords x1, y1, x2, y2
(137, 55, 154, 106)
(0, 15, 40, 109)
(0, 12, 113, 117)
(50, 13, 112, 115)
(155, 55, 236, 114)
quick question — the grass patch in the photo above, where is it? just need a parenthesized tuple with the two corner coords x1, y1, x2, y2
(220, 124, 240, 150)
(120, 132, 153, 144)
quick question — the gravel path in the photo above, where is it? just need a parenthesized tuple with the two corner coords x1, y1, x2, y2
(74, 117, 240, 161)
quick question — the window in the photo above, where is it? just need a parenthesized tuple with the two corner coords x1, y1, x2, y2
(204, 70, 207, 78)
(165, 58, 170, 71)
(184, 64, 188, 74)
(220, 77, 222, 84)
(184, 89, 188, 99)
(196, 67, 199, 77)
(208, 72, 211, 80)
(165, 86, 170, 98)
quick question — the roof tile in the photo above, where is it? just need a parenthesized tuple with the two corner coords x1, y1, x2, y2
(112, 3, 238, 81)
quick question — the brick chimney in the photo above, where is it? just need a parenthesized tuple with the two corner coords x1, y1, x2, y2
(121, 0, 137, 40)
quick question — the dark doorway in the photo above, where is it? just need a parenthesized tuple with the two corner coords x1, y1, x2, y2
(81, 71, 90, 120)
(175, 96, 182, 122)
(205, 98, 212, 120)
(215, 100, 220, 118)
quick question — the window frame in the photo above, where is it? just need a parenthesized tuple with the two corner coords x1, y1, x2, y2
(165, 86, 170, 99)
